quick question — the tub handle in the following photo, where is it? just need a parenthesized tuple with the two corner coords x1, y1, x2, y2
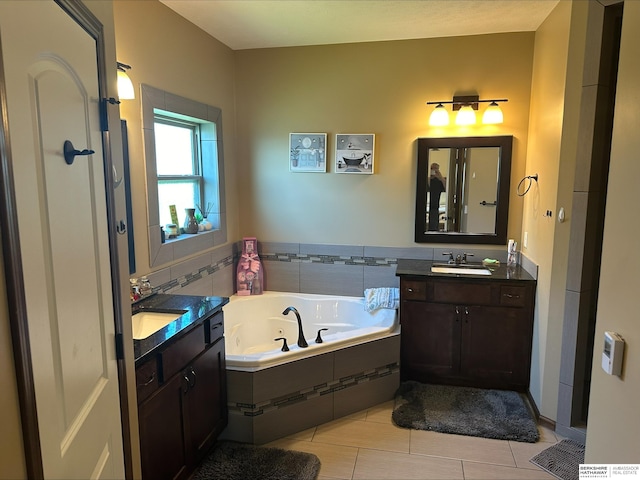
(315, 328, 329, 344)
(274, 337, 290, 352)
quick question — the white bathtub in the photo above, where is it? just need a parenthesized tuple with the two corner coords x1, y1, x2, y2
(222, 291, 399, 371)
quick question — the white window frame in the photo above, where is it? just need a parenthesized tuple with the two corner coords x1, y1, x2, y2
(141, 84, 226, 267)
(154, 114, 203, 227)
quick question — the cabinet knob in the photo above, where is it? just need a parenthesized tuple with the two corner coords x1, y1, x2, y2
(503, 293, 520, 299)
(407, 287, 414, 293)
(188, 367, 197, 388)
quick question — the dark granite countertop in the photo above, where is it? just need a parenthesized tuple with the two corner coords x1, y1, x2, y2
(133, 293, 228, 365)
(396, 258, 536, 282)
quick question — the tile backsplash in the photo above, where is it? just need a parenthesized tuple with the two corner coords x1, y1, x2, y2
(138, 241, 535, 299)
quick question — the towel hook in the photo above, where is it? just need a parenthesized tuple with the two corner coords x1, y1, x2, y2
(63, 140, 95, 165)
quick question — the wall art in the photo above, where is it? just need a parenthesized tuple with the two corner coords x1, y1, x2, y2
(335, 133, 375, 174)
(289, 133, 327, 172)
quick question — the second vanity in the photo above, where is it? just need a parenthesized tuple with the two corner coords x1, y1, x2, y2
(133, 294, 229, 480)
(396, 259, 536, 392)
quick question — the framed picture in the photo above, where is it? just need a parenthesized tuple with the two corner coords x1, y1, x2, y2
(289, 133, 327, 172)
(335, 134, 375, 174)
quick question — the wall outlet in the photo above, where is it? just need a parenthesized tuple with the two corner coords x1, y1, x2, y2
(523, 231, 528, 248)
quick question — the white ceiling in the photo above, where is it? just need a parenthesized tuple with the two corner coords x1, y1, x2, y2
(159, 0, 560, 51)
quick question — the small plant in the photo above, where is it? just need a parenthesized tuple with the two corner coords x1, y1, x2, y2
(196, 201, 214, 219)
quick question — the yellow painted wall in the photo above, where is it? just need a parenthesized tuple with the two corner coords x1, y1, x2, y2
(234, 33, 534, 246)
(113, 0, 239, 275)
(523, 0, 580, 419)
(586, 0, 640, 462)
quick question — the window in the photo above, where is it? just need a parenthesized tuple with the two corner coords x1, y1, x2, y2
(154, 115, 203, 227)
(141, 84, 226, 267)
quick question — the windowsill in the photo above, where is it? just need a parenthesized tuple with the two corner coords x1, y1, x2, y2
(149, 223, 227, 267)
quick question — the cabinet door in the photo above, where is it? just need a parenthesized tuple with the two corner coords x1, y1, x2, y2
(460, 305, 532, 389)
(183, 338, 228, 465)
(139, 373, 188, 480)
(400, 301, 461, 382)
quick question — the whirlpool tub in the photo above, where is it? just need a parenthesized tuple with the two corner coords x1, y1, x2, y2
(220, 290, 401, 444)
(222, 290, 399, 371)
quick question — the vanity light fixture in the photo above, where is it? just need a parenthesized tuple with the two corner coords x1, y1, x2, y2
(117, 62, 135, 100)
(427, 95, 508, 126)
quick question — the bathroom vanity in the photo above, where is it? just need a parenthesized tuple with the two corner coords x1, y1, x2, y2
(133, 294, 228, 480)
(396, 259, 536, 392)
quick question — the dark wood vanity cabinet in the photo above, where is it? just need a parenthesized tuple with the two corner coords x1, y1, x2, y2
(136, 312, 227, 480)
(399, 277, 535, 391)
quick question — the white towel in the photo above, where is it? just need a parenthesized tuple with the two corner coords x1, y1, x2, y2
(364, 287, 400, 312)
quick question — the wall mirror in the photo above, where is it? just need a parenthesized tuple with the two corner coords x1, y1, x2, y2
(415, 136, 512, 245)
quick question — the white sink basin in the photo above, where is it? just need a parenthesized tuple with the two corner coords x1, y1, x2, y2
(431, 265, 492, 275)
(132, 310, 186, 340)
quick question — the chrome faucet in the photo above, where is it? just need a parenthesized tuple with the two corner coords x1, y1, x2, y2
(282, 306, 308, 348)
(442, 252, 474, 264)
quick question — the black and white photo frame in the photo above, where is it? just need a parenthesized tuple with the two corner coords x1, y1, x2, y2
(335, 134, 375, 174)
(289, 133, 327, 172)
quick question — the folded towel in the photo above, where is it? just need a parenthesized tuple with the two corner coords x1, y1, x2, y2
(364, 287, 400, 312)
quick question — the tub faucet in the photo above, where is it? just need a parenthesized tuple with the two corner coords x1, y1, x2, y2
(282, 306, 308, 348)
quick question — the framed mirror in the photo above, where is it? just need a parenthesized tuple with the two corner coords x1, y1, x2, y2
(415, 136, 512, 244)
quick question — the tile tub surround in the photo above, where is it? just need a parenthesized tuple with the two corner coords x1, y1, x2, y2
(221, 335, 401, 445)
(138, 242, 537, 300)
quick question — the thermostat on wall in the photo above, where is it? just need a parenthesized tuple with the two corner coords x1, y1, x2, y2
(601, 331, 624, 376)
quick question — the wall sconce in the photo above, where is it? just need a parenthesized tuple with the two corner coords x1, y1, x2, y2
(117, 62, 135, 100)
(427, 95, 508, 126)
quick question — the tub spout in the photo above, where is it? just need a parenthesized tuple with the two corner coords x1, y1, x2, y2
(282, 306, 308, 348)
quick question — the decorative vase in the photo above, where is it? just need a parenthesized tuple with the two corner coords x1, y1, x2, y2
(183, 208, 198, 234)
(201, 217, 212, 231)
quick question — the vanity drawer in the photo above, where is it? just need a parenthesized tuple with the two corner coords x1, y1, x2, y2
(160, 324, 205, 382)
(432, 282, 492, 305)
(500, 285, 528, 307)
(401, 279, 427, 301)
(206, 311, 224, 344)
(135, 358, 159, 403)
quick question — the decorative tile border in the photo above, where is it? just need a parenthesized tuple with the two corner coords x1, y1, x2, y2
(228, 362, 400, 417)
(153, 254, 234, 294)
(259, 252, 398, 267)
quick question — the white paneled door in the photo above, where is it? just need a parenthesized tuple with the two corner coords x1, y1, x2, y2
(0, 2, 125, 479)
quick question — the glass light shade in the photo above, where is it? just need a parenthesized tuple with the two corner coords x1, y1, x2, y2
(455, 105, 476, 125)
(117, 69, 135, 100)
(482, 102, 504, 124)
(429, 104, 450, 126)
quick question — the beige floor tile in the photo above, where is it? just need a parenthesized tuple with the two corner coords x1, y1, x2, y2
(410, 430, 516, 466)
(314, 417, 410, 453)
(353, 448, 464, 480)
(463, 461, 556, 479)
(267, 438, 358, 480)
(343, 409, 368, 421)
(509, 440, 559, 470)
(285, 426, 316, 441)
(365, 400, 395, 424)
(537, 425, 558, 443)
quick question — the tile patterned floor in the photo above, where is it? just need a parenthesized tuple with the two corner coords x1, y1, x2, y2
(267, 400, 559, 480)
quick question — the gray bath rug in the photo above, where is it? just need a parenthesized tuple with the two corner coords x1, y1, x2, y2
(530, 439, 585, 480)
(392, 381, 540, 442)
(191, 441, 321, 480)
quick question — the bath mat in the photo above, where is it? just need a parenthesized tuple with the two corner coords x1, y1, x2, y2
(392, 381, 540, 442)
(191, 441, 321, 480)
(530, 439, 585, 480)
